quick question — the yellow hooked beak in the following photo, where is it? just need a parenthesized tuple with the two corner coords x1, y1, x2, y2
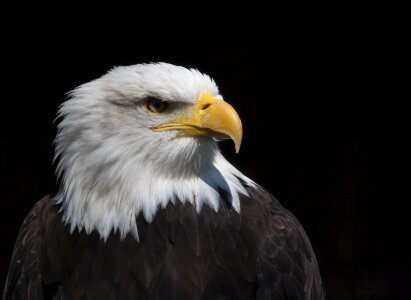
(153, 94, 243, 153)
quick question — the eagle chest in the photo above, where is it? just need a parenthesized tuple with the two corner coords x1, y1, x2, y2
(41, 199, 262, 299)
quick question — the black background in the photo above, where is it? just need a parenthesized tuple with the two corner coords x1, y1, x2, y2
(1, 5, 410, 299)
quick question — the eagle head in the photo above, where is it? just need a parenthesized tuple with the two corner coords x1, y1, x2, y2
(54, 63, 253, 240)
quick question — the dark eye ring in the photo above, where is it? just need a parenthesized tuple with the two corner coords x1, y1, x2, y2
(145, 99, 168, 114)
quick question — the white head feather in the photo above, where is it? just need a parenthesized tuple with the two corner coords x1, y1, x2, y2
(54, 63, 254, 241)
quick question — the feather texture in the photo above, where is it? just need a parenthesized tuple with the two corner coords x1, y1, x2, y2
(4, 186, 324, 300)
(54, 63, 253, 240)
(4, 63, 324, 299)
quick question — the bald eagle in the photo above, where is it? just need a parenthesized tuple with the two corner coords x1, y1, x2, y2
(3, 63, 324, 299)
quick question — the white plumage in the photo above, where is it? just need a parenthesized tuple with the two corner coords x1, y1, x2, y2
(54, 63, 254, 241)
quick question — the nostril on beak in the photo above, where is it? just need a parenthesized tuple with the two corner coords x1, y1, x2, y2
(200, 103, 211, 110)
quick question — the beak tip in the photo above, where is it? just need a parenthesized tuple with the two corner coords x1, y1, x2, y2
(235, 143, 241, 154)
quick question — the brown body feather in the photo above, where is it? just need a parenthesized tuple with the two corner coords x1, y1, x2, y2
(3, 185, 324, 300)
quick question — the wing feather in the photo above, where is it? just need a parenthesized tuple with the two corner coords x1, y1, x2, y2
(3, 196, 55, 300)
(3, 196, 53, 300)
(248, 186, 325, 300)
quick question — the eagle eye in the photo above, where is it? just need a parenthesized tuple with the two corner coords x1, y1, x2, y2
(145, 99, 168, 114)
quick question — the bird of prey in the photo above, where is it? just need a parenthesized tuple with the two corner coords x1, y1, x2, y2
(3, 63, 324, 299)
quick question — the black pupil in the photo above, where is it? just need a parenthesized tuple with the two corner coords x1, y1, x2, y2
(147, 99, 166, 113)
(152, 100, 162, 109)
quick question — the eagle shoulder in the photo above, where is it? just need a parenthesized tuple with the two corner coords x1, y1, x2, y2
(3, 196, 57, 299)
(243, 185, 325, 300)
